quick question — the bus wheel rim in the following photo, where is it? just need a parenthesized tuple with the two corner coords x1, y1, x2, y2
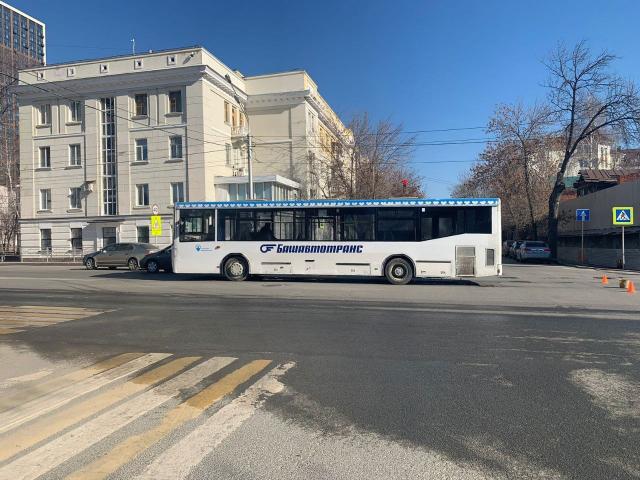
(392, 265, 405, 278)
(229, 261, 244, 276)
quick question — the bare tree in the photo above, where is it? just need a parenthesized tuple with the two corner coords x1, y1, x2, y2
(488, 102, 551, 239)
(544, 41, 640, 255)
(452, 137, 556, 240)
(314, 113, 424, 199)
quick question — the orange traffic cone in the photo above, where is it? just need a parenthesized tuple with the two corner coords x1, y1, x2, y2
(627, 280, 636, 294)
(602, 274, 609, 285)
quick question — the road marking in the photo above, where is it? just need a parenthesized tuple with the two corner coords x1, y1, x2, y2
(0, 306, 104, 333)
(0, 355, 199, 463)
(0, 370, 53, 389)
(0, 357, 236, 480)
(66, 359, 272, 480)
(136, 361, 295, 480)
(332, 304, 640, 320)
(0, 353, 170, 434)
(0, 327, 24, 335)
(0, 352, 144, 411)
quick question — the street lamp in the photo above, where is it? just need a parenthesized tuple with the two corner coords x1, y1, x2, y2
(224, 74, 254, 201)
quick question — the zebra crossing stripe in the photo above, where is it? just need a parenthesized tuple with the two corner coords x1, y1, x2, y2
(0, 357, 236, 480)
(0, 353, 144, 412)
(65, 359, 272, 480)
(0, 356, 199, 463)
(0, 353, 171, 435)
(135, 362, 295, 479)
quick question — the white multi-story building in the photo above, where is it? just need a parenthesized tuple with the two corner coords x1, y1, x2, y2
(14, 46, 348, 256)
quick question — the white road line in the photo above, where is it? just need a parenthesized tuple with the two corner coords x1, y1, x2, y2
(0, 353, 171, 435)
(0, 370, 53, 389)
(0, 357, 236, 480)
(334, 305, 640, 320)
(135, 361, 295, 480)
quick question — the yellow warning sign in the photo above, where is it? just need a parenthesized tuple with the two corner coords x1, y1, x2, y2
(150, 215, 162, 236)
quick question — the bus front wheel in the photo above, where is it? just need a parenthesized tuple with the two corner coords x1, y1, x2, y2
(384, 257, 413, 285)
(223, 256, 249, 281)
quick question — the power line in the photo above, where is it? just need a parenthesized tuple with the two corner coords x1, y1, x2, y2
(2, 70, 230, 150)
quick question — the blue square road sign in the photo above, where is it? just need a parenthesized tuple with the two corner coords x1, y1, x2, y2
(576, 209, 590, 222)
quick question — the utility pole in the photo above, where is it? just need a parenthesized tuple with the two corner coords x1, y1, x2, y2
(225, 74, 253, 200)
(246, 132, 254, 200)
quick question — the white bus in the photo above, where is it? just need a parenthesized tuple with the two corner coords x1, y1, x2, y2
(172, 198, 502, 284)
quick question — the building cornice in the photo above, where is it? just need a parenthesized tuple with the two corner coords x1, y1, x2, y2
(13, 66, 207, 101)
(246, 90, 309, 109)
(201, 66, 247, 102)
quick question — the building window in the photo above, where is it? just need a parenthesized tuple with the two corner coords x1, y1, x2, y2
(308, 111, 316, 133)
(225, 144, 232, 165)
(168, 90, 182, 113)
(135, 138, 148, 162)
(134, 93, 148, 116)
(39, 146, 51, 168)
(69, 101, 82, 122)
(136, 184, 149, 206)
(37, 104, 51, 125)
(69, 187, 82, 209)
(40, 228, 52, 252)
(39, 189, 51, 210)
(231, 106, 238, 127)
(100, 97, 118, 215)
(170, 136, 183, 159)
(137, 226, 150, 243)
(171, 182, 184, 204)
(69, 144, 82, 166)
(224, 101, 230, 124)
(70, 228, 82, 252)
(233, 145, 242, 166)
(102, 227, 116, 246)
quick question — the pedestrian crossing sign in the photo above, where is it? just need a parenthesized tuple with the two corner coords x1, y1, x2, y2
(151, 215, 162, 236)
(612, 207, 634, 226)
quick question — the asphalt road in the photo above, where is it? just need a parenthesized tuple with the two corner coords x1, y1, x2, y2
(0, 261, 639, 479)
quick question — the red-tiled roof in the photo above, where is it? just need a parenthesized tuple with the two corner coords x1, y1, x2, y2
(577, 168, 640, 183)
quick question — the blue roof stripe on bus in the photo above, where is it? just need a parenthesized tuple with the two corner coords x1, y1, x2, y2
(175, 198, 500, 209)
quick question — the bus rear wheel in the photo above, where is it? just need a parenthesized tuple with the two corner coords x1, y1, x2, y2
(384, 257, 413, 285)
(223, 256, 249, 281)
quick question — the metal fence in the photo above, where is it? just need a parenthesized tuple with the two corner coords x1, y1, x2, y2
(558, 246, 640, 270)
(18, 248, 86, 263)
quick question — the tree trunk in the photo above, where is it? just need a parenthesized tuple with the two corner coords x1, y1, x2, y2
(522, 161, 538, 240)
(547, 178, 565, 258)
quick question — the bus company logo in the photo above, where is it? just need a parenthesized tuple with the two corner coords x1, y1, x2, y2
(195, 244, 202, 252)
(260, 243, 364, 254)
(195, 244, 212, 253)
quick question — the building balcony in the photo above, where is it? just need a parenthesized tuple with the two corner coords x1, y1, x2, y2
(231, 125, 248, 138)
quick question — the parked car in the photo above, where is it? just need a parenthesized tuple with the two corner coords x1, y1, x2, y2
(140, 246, 172, 273)
(508, 241, 523, 258)
(516, 241, 551, 262)
(83, 243, 159, 270)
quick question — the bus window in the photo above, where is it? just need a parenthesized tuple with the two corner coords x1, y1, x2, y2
(179, 209, 215, 242)
(377, 208, 417, 242)
(420, 207, 491, 240)
(273, 210, 297, 240)
(308, 209, 336, 241)
(339, 208, 375, 241)
(421, 215, 434, 240)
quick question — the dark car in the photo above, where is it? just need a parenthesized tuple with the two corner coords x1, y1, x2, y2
(140, 246, 172, 273)
(83, 243, 159, 271)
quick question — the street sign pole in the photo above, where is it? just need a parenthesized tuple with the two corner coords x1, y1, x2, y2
(580, 218, 584, 264)
(622, 225, 625, 270)
(612, 207, 633, 270)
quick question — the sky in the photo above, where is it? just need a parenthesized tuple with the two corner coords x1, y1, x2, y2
(11, 0, 640, 196)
